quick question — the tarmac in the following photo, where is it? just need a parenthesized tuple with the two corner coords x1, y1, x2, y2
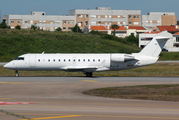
(0, 76, 179, 120)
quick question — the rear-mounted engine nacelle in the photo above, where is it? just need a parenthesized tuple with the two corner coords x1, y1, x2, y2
(110, 54, 135, 62)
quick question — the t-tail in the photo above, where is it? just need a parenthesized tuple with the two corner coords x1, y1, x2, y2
(139, 31, 171, 57)
(139, 37, 169, 57)
(132, 31, 171, 67)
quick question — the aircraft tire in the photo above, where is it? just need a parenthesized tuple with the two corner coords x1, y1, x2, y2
(86, 72, 92, 77)
(15, 70, 19, 77)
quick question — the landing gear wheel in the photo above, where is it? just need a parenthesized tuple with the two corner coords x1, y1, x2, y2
(86, 72, 92, 77)
(15, 70, 19, 77)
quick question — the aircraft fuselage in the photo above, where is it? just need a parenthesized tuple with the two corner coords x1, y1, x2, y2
(4, 53, 157, 72)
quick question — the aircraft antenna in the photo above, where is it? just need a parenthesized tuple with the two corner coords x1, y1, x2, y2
(42, 51, 45, 54)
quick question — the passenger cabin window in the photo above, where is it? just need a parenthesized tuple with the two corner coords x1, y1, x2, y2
(93, 59, 95, 62)
(59, 59, 60, 62)
(64, 59, 66, 62)
(38, 59, 40, 62)
(88, 59, 90, 62)
(48, 59, 50, 62)
(78, 59, 80, 62)
(15, 57, 24, 60)
(69, 59, 70, 62)
(53, 59, 55, 62)
(83, 59, 85, 62)
(98, 59, 100, 62)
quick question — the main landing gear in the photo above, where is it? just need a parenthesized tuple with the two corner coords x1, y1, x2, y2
(15, 70, 19, 77)
(85, 72, 93, 77)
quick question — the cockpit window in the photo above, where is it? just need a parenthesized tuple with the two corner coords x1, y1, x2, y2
(14, 57, 24, 60)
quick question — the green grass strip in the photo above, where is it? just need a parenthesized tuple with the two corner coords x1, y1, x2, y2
(83, 84, 179, 101)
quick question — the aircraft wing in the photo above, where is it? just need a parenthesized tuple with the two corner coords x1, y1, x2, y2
(60, 66, 98, 72)
(60, 60, 109, 72)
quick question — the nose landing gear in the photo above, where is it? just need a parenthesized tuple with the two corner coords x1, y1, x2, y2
(15, 70, 19, 77)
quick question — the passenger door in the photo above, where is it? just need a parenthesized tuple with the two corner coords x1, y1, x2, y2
(29, 54, 36, 67)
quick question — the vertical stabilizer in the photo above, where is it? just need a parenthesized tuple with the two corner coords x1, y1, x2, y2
(139, 31, 171, 57)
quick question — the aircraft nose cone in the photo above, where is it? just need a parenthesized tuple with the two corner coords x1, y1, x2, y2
(3, 62, 15, 69)
(3, 63, 10, 68)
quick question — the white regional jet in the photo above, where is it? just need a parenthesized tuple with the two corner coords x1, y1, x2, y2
(4, 31, 170, 77)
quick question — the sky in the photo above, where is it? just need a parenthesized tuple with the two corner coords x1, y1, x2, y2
(0, 0, 179, 22)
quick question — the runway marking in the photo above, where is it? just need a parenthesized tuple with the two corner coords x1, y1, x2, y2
(0, 82, 25, 84)
(17, 113, 68, 116)
(79, 80, 98, 82)
(20, 115, 83, 120)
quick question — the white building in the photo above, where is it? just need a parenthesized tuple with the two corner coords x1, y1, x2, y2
(173, 32, 179, 48)
(139, 31, 179, 52)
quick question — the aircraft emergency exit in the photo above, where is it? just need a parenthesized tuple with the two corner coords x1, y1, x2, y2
(4, 31, 170, 77)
